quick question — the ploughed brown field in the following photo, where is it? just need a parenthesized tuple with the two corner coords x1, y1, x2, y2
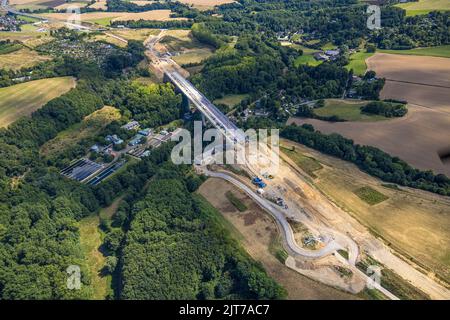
(288, 53, 450, 176)
(366, 53, 450, 112)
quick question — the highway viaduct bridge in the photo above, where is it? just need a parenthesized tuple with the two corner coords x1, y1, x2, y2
(163, 70, 245, 144)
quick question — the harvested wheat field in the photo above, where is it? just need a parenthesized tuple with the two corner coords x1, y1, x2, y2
(0, 47, 51, 70)
(198, 178, 358, 300)
(177, 0, 236, 10)
(0, 77, 76, 128)
(0, 32, 53, 48)
(366, 53, 450, 112)
(280, 139, 450, 286)
(87, 0, 107, 10)
(288, 103, 450, 176)
(54, 2, 90, 10)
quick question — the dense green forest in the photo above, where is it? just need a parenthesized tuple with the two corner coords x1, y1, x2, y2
(281, 124, 450, 196)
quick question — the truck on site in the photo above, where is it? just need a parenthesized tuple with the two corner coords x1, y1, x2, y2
(252, 177, 266, 188)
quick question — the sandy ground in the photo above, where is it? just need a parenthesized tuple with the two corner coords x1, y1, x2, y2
(287, 103, 450, 176)
(366, 53, 450, 113)
(281, 139, 450, 284)
(198, 178, 359, 300)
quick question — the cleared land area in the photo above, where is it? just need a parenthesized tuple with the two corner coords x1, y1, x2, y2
(158, 29, 215, 65)
(0, 47, 51, 70)
(395, 0, 450, 16)
(198, 178, 358, 300)
(366, 53, 450, 112)
(40, 106, 121, 156)
(111, 28, 159, 42)
(38, 10, 184, 25)
(345, 51, 374, 76)
(177, 0, 235, 10)
(281, 139, 450, 285)
(78, 215, 111, 300)
(312, 99, 389, 121)
(87, 0, 107, 10)
(0, 77, 76, 128)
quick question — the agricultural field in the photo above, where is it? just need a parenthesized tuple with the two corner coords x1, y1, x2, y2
(38, 9, 184, 26)
(288, 103, 450, 177)
(159, 29, 204, 52)
(345, 51, 374, 76)
(78, 215, 111, 300)
(0, 31, 53, 48)
(0, 76, 76, 128)
(87, 0, 107, 10)
(281, 146, 323, 178)
(312, 99, 389, 122)
(366, 53, 450, 112)
(198, 178, 357, 300)
(213, 94, 249, 108)
(90, 34, 127, 47)
(111, 28, 159, 42)
(281, 139, 450, 285)
(353, 186, 389, 205)
(0, 47, 52, 70)
(395, 0, 450, 16)
(172, 47, 214, 65)
(9, 0, 51, 11)
(0, 41, 22, 55)
(40, 106, 121, 156)
(379, 45, 450, 58)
